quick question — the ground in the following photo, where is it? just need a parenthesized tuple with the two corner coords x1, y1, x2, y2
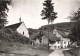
(49, 50, 64, 56)
(12, 48, 74, 56)
(12, 45, 73, 56)
(49, 48, 74, 56)
(11, 44, 52, 56)
(12, 47, 51, 56)
(0, 42, 52, 56)
(0, 42, 78, 56)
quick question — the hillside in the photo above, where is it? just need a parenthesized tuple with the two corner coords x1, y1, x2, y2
(0, 28, 30, 44)
(54, 22, 75, 30)
(0, 28, 31, 53)
(39, 22, 75, 31)
(28, 22, 76, 37)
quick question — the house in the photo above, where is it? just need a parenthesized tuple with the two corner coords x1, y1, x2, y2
(30, 27, 70, 50)
(5, 21, 29, 38)
(50, 27, 70, 49)
(30, 31, 60, 47)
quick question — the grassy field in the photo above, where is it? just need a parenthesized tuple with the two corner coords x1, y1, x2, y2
(63, 47, 80, 56)
(0, 53, 32, 56)
(0, 41, 52, 56)
(12, 45, 52, 56)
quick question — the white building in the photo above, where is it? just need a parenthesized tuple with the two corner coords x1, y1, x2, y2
(6, 21, 29, 38)
(50, 28, 70, 50)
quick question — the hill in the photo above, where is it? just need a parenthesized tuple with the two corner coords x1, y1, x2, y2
(0, 28, 31, 53)
(39, 22, 75, 31)
(28, 22, 76, 37)
(54, 22, 75, 30)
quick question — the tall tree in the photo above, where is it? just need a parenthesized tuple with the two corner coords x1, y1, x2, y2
(68, 8, 80, 45)
(0, 0, 11, 28)
(41, 0, 57, 49)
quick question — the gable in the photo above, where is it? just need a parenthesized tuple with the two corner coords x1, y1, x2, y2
(16, 22, 29, 37)
(30, 31, 60, 41)
(42, 31, 60, 41)
(42, 35, 48, 44)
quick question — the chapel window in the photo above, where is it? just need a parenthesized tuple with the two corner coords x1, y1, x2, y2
(23, 31, 24, 35)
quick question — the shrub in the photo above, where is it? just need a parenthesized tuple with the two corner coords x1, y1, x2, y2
(0, 28, 30, 44)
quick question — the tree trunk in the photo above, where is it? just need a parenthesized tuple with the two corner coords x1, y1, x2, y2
(48, 21, 49, 50)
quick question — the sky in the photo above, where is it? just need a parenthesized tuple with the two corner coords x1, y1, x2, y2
(7, 0, 80, 29)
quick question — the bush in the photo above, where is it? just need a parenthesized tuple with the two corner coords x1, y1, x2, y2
(0, 28, 30, 44)
(0, 28, 32, 53)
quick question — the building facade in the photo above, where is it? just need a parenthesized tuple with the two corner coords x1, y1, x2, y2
(50, 28, 70, 50)
(6, 22, 29, 38)
(16, 22, 29, 38)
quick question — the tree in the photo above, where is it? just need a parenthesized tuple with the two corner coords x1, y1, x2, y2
(41, 0, 57, 49)
(68, 8, 80, 45)
(68, 8, 80, 22)
(0, 0, 11, 28)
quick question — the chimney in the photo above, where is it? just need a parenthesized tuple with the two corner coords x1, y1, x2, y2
(19, 16, 21, 23)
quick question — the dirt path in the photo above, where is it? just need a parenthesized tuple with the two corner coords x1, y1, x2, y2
(49, 50, 64, 56)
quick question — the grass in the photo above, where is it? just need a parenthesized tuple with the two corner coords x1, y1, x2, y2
(0, 41, 52, 56)
(63, 47, 80, 56)
(63, 50, 75, 56)
(0, 53, 33, 56)
(12, 45, 52, 56)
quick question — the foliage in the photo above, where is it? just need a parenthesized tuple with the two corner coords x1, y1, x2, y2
(68, 8, 80, 22)
(28, 28, 39, 36)
(39, 24, 54, 32)
(0, 28, 30, 44)
(68, 8, 80, 45)
(41, 0, 57, 49)
(39, 22, 75, 32)
(0, 0, 11, 28)
(68, 21, 80, 45)
(41, 0, 57, 23)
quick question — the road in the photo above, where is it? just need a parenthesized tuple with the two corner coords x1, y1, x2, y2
(49, 50, 64, 56)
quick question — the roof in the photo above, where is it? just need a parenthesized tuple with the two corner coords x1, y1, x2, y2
(56, 29, 69, 38)
(54, 27, 70, 32)
(54, 27, 69, 38)
(5, 22, 22, 31)
(30, 31, 40, 40)
(57, 29, 67, 37)
(42, 31, 60, 41)
(30, 31, 60, 41)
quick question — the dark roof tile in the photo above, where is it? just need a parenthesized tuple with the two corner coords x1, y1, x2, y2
(30, 31, 60, 41)
(42, 31, 60, 41)
(5, 22, 22, 31)
(57, 29, 68, 37)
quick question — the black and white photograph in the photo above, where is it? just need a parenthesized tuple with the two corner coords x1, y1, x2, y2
(0, 0, 80, 56)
